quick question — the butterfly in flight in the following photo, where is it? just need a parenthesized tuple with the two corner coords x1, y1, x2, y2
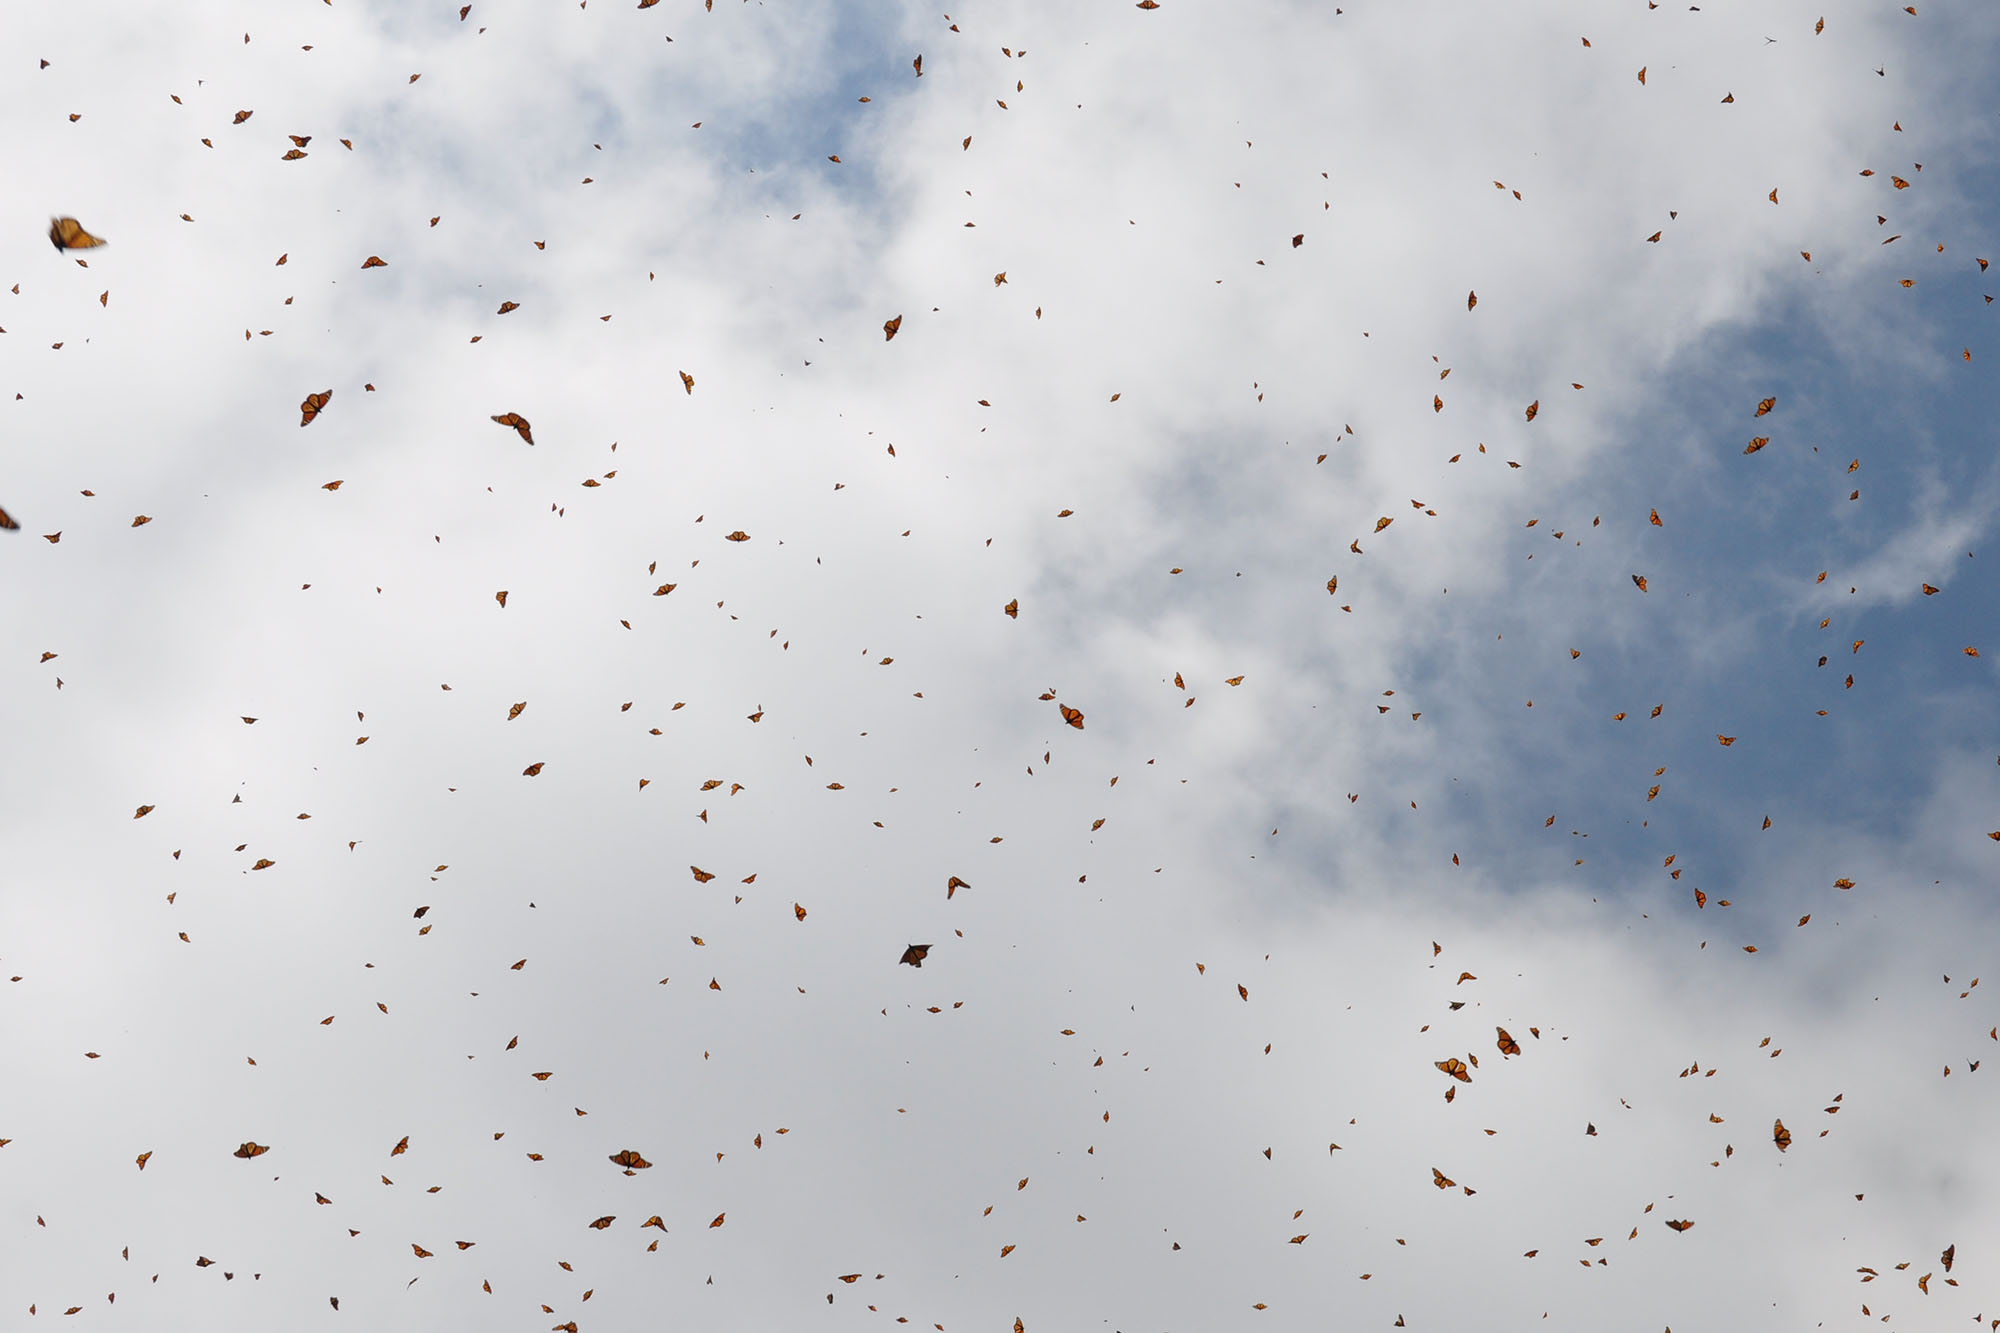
(899, 944, 931, 968)
(491, 412, 534, 444)
(0, 505, 17, 531)
(49, 216, 107, 250)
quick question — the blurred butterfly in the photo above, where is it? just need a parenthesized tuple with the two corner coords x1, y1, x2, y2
(679, 371, 694, 394)
(49, 217, 107, 250)
(608, 1149, 651, 1170)
(233, 1141, 269, 1159)
(300, 390, 331, 427)
(1773, 1119, 1791, 1151)
(1495, 1027, 1521, 1056)
(1435, 1057, 1471, 1082)
(491, 412, 534, 444)
(1665, 1219, 1694, 1232)
(1059, 704, 1085, 729)
(883, 315, 903, 341)
(900, 944, 931, 967)
(0, 505, 17, 531)
(588, 1216, 615, 1230)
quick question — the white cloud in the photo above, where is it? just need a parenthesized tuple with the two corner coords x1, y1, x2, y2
(4, 1, 1999, 1328)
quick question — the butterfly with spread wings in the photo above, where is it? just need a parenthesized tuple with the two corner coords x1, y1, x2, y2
(49, 216, 107, 250)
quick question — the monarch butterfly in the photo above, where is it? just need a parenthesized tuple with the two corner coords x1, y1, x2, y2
(608, 1149, 651, 1170)
(1059, 704, 1085, 729)
(1773, 1119, 1791, 1151)
(900, 943, 931, 967)
(1431, 1167, 1455, 1189)
(300, 390, 331, 427)
(883, 315, 902, 341)
(233, 1141, 269, 1159)
(1495, 1027, 1521, 1056)
(488, 411, 533, 444)
(588, 1215, 615, 1230)
(1664, 1219, 1694, 1232)
(49, 217, 107, 250)
(1435, 1057, 1472, 1082)
(0, 505, 18, 531)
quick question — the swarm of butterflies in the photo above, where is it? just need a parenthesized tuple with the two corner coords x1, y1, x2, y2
(11, 4, 2000, 1330)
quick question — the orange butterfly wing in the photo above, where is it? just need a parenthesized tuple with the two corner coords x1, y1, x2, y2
(49, 217, 107, 250)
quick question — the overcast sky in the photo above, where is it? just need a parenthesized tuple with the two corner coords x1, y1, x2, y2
(4, 1, 1999, 1329)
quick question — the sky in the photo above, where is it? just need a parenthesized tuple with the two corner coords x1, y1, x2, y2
(3, 0, 1999, 1328)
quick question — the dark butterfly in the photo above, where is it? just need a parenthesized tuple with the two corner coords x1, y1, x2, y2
(899, 944, 931, 968)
